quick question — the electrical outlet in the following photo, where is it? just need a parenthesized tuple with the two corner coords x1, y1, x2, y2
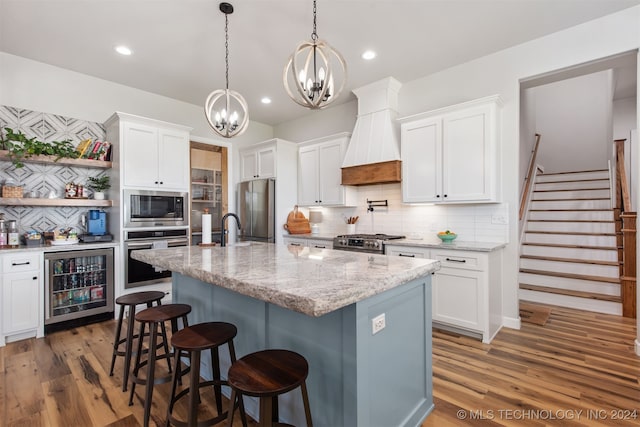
(491, 215, 508, 225)
(372, 313, 386, 334)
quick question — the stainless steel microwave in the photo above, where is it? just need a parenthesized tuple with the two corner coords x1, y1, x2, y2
(123, 189, 188, 228)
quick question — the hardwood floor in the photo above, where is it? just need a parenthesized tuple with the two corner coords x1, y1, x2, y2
(1, 303, 638, 426)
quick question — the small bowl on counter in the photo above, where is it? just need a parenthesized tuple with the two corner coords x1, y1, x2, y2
(437, 232, 457, 243)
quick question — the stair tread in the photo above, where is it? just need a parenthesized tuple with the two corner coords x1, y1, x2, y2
(520, 254, 618, 266)
(534, 188, 609, 192)
(532, 198, 610, 201)
(519, 283, 621, 302)
(521, 242, 617, 251)
(527, 219, 615, 223)
(525, 230, 615, 236)
(519, 268, 620, 284)
(529, 209, 612, 212)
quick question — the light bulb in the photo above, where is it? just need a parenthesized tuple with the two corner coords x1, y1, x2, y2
(298, 70, 306, 86)
(230, 111, 238, 124)
(318, 67, 325, 83)
(215, 112, 221, 124)
(221, 108, 227, 120)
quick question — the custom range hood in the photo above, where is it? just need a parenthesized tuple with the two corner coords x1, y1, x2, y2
(341, 77, 402, 186)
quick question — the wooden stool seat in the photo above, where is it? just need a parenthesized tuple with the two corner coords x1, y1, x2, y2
(167, 322, 245, 427)
(109, 290, 166, 392)
(129, 303, 191, 427)
(227, 350, 313, 427)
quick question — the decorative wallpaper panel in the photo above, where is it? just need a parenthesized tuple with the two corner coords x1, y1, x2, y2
(0, 105, 109, 234)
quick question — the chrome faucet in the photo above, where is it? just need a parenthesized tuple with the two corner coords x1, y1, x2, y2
(220, 213, 241, 247)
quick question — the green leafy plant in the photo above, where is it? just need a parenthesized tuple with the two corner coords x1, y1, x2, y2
(1, 127, 80, 168)
(86, 175, 111, 192)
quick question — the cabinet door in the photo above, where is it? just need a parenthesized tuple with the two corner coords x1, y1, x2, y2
(307, 239, 332, 249)
(122, 122, 160, 188)
(240, 151, 258, 181)
(158, 129, 189, 191)
(385, 245, 429, 258)
(442, 105, 493, 202)
(283, 237, 307, 247)
(3, 272, 39, 334)
(317, 141, 345, 205)
(257, 147, 276, 178)
(432, 267, 484, 332)
(298, 146, 320, 205)
(401, 117, 441, 203)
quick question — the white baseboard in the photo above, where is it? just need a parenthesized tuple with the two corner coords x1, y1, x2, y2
(636, 339, 640, 356)
(502, 315, 521, 330)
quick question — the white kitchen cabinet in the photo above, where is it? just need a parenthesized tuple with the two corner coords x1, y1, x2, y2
(105, 112, 191, 191)
(282, 236, 333, 249)
(400, 95, 501, 204)
(386, 244, 503, 343)
(385, 245, 430, 258)
(297, 133, 357, 207)
(1, 251, 43, 345)
(240, 144, 276, 181)
(430, 248, 502, 343)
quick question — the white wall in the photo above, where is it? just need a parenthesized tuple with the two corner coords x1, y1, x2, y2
(534, 71, 612, 173)
(519, 88, 538, 186)
(614, 96, 638, 140)
(277, 6, 640, 328)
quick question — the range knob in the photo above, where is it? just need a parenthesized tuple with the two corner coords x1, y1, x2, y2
(373, 241, 379, 248)
(339, 239, 346, 245)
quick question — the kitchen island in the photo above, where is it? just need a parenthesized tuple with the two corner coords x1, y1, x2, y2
(132, 242, 439, 427)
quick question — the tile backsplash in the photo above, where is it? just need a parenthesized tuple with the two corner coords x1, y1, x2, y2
(303, 183, 509, 243)
(0, 105, 108, 234)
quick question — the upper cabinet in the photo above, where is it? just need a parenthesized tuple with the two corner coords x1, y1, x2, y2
(240, 144, 276, 181)
(400, 95, 501, 204)
(105, 113, 191, 192)
(297, 133, 356, 207)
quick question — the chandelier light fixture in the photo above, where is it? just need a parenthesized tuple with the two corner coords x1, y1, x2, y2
(283, 0, 346, 109)
(205, 2, 249, 138)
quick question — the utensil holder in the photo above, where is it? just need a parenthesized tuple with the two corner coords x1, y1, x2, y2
(346, 224, 356, 234)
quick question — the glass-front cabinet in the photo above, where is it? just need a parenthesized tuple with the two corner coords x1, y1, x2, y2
(44, 248, 114, 326)
(190, 145, 224, 244)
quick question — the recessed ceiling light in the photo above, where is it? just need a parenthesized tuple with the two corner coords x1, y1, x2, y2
(362, 50, 376, 60)
(115, 45, 132, 56)
(261, 97, 272, 104)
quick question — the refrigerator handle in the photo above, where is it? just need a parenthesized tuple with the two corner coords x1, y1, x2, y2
(44, 258, 50, 320)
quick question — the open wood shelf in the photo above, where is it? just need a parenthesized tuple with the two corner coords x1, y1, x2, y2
(0, 198, 113, 207)
(0, 150, 112, 169)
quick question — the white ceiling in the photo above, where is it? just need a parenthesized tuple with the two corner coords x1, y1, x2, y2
(1, 0, 638, 126)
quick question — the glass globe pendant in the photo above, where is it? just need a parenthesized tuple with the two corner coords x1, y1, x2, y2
(205, 2, 249, 138)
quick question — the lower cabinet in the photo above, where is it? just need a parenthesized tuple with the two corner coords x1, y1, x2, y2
(282, 236, 333, 249)
(386, 245, 503, 343)
(1, 251, 43, 345)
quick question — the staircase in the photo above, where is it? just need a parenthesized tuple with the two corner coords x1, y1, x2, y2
(519, 169, 622, 315)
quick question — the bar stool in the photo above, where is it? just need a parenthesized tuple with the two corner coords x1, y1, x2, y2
(109, 291, 167, 391)
(166, 322, 246, 427)
(129, 303, 192, 427)
(227, 349, 313, 427)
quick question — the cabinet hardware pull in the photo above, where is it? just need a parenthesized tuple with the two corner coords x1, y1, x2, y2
(290, 243, 301, 246)
(32, 276, 37, 280)
(445, 257, 466, 263)
(313, 245, 325, 248)
(399, 254, 415, 257)
(444, 194, 448, 198)
(12, 261, 30, 266)
(160, 181, 163, 185)
(155, 181, 159, 184)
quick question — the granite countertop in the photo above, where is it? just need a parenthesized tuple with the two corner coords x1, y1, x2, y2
(0, 241, 119, 253)
(282, 233, 335, 241)
(388, 238, 507, 252)
(132, 241, 439, 317)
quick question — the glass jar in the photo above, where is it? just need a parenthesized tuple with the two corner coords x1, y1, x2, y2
(7, 219, 19, 248)
(0, 219, 7, 247)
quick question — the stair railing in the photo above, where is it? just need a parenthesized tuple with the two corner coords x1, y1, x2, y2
(519, 133, 541, 222)
(614, 138, 636, 318)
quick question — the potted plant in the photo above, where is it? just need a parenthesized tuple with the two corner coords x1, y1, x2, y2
(87, 175, 111, 200)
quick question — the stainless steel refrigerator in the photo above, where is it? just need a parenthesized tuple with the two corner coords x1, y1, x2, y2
(238, 178, 275, 242)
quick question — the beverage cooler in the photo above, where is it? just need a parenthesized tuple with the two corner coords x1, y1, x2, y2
(44, 248, 114, 326)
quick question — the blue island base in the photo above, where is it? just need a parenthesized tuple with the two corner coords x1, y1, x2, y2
(173, 272, 434, 427)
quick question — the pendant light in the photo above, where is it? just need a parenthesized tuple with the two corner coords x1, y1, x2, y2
(283, 0, 346, 109)
(205, 2, 249, 138)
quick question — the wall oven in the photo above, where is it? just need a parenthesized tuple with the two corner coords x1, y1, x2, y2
(124, 189, 187, 228)
(124, 229, 188, 289)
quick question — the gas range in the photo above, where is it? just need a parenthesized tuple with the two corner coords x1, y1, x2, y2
(333, 233, 405, 254)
